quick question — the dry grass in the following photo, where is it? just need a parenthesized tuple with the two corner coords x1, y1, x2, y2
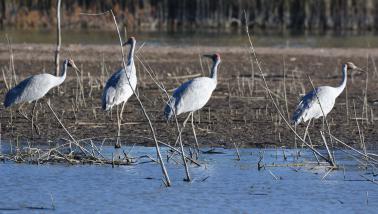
(0, 44, 377, 150)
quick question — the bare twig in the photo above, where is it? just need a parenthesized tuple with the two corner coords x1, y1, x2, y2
(54, 0, 61, 76)
(109, 10, 171, 186)
(6, 34, 16, 86)
(243, 11, 333, 166)
(46, 100, 89, 155)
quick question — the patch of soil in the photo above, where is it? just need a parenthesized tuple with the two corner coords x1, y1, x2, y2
(0, 44, 377, 148)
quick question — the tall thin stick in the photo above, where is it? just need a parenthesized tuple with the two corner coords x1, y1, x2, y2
(136, 54, 191, 181)
(282, 56, 290, 119)
(109, 10, 171, 186)
(307, 76, 336, 166)
(6, 34, 16, 86)
(54, 0, 62, 76)
(243, 11, 333, 166)
(46, 101, 89, 155)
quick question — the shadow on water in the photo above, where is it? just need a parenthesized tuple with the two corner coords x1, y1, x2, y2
(1, 145, 378, 213)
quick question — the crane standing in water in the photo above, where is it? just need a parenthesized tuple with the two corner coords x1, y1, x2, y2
(292, 62, 364, 130)
(4, 59, 79, 135)
(164, 53, 221, 151)
(102, 37, 137, 148)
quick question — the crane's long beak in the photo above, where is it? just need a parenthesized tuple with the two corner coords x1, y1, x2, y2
(122, 40, 132, 46)
(203, 54, 212, 59)
(355, 67, 365, 73)
(72, 64, 81, 74)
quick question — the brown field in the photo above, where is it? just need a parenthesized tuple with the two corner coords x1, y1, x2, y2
(0, 44, 377, 148)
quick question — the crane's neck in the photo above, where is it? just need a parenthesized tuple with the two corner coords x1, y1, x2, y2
(50, 61, 68, 88)
(335, 64, 347, 97)
(57, 61, 68, 85)
(127, 41, 136, 67)
(210, 59, 220, 82)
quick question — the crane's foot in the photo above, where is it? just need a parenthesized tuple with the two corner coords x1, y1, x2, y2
(31, 123, 41, 140)
(114, 142, 121, 149)
(33, 123, 41, 136)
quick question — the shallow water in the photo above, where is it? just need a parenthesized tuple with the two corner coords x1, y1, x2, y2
(1, 29, 378, 48)
(1, 146, 377, 213)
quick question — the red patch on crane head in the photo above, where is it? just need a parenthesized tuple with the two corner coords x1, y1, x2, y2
(123, 36, 136, 46)
(214, 53, 220, 61)
(203, 53, 221, 61)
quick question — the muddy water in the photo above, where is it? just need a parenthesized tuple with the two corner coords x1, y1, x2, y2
(2, 29, 378, 48)
(0, 146, 377, 213)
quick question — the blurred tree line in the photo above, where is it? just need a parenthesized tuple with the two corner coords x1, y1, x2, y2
(0, 0, 377, 31)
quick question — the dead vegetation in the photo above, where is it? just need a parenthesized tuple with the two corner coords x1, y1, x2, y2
(0, 44, 377, 149)
(1, 19, 378, 184)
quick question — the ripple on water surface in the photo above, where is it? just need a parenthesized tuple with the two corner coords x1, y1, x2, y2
(0, 147, 377, 213)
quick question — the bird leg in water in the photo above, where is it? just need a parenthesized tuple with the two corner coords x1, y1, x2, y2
(190, 112, 200, 157)
(297, 119, 312, 158)
(167, 113, 190, 160)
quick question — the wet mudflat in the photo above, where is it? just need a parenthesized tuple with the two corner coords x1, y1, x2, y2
(0, 44, 377, 148)
(0, 146, 377, 213)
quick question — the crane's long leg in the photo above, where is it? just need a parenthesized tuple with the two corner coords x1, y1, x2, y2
(17, 103, 28, 120)
(307, 133, 320, 164)
(190, 112, 200, 156)
(168, 113, 192, 163)
(120, 101, 126, 120)
(115, 105, 121, 149)
(31, 100, 37, 137)
(113, 105, 122, 161)
(169, 112, 192, 181)
(303, 119, 312, 141)
(298, 119, 312, 158)
(17, 107, 40, 137)
(173, 113, 192, 147)
(294, 125, 297, 149)
(177, 114, 191, 182)
(18, 102, 26, 114)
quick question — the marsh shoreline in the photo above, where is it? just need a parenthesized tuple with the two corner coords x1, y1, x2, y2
(0, 44, 377, 148)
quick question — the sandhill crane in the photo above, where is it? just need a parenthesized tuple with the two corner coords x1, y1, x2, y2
(102, 36, 137, 113)
(164, 53, 221, 150)
(4, 58, 79, 135)
(101, 36, 137, 148)
(292, 62, 364, 127)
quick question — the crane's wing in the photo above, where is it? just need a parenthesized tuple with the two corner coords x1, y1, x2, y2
(164, 77, 216, 120)
(102, 67, 136, 111)
(292, 88, 320, 125)
(4, 74, 58, 108)
(4, 77, 33, 107)
(164, 80, 193, 120)
(102, 69, 122, 110)
(105, 68, 124, 88)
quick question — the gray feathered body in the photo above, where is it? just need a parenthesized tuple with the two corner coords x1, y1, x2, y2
(4, 73, 63, 108)
(292, 86, 340, 125)
(102, 64, 137, 111)
(292, 65, 347, 125)
(164, 77, 217, 120)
